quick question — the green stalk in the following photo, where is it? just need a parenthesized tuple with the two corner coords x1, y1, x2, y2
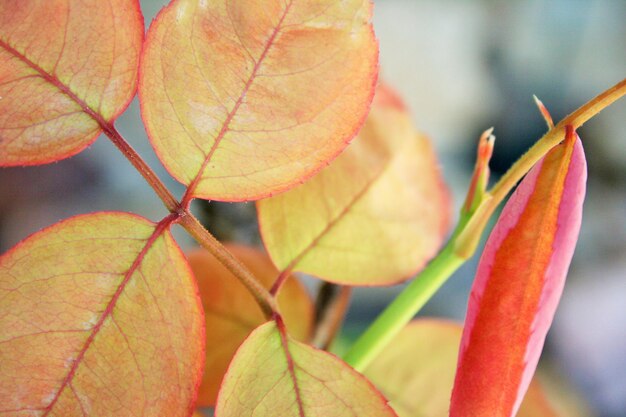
(343, 77, 626, 372)
(343, 242, 464, 371)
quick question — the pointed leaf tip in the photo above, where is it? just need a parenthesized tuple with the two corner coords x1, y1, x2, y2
(533, 95, 555, 129)
(463, 128, 495, 214)
(451, 129, 587, 417)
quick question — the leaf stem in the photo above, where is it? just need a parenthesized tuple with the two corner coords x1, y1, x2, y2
(101, 124, 180, 213)
(179, 213, 278, 317)
(270, 268, 293, 296)
(101, 125, 277, 317)
(344, 243, 464, 371)
(312, 283, 352, 350)
(492, 77, 626, 202)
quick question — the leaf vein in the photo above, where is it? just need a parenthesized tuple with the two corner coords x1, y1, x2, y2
(40, 215, 176, 416)
(181, 0, 294, 204)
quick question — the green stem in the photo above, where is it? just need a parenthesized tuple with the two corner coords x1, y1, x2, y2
(344, 77, 626, 372)
(344, 242, 464, 371)
(456, 77, 626, 257)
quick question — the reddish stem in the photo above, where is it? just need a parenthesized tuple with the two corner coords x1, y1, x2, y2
(179, 213, 277, 317)
(0, 38, 180, 214)
(270, 268, 293, 296)
(312, 284, 352, 350)
(102, 125, 276, 317)
(101, 124, 180, 214)
(0, 35, 274, 318)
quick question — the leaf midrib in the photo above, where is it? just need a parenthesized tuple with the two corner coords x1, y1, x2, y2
(0, 38, 109, 129)
(276, 318, 306, 417)
(280, 150, 394, 276)
(181, 0, 294, 204)
(41, 215, 176, 415)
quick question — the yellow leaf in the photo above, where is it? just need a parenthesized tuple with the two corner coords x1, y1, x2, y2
(188, 244, 313, 406)
(216, 320, 398, 417)
(139, 0, 378, 201)
(258, 84, 450, 285)
(0, 213, 204, 416)
(0, 0, 143, 165)
(364, 320, 563, 417)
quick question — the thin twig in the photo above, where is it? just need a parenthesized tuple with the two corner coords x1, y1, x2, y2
(179, 213, 277, 317)
(312, 283, 352, 350)
(101, 124, 180, 213)
(101, 127, 276, 317)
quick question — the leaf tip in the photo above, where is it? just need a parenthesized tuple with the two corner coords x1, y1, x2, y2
(462, 128, 496, 214)
(533, 95, 555, 129)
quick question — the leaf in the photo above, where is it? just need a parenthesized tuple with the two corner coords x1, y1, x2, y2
(257, 84, 450, 285)
(0, 212, 204, 416)
(139, 0, 378, 202)
(450, 130, 587, 417)
(0, 0, 143, 166)
(187, 244, 313, 407)
(364, 319, 560, 417)
(215, 319, 397, 417)
(363, 320, 462, 417)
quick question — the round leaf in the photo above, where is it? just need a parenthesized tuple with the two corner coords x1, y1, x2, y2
(187, 244, 313, 407)
(216, 320, 397, 417)
(139, 0, 378, 201)
(0, 213, 204, 416)
(0, 0, 143, 165)
(258, 84, 450, 285)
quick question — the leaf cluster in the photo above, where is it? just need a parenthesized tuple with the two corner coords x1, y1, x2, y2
(1, 1, 624, 416)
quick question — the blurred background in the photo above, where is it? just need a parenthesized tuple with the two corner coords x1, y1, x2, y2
(1, 1, 624, 416)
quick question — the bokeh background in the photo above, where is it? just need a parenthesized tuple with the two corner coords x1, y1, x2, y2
(1, 1, 624, 416)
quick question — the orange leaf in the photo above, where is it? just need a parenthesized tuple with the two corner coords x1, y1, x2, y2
(364, 320, 560, 417)
(0, 0, 143, 166)
(257, 84, 450, 285)
(187, 244, 313, 407)
(450, 130, 587, 417)
(0, 213, 204, 416)
(215, 319, 397, 417)
(139, 0, 378, 202)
